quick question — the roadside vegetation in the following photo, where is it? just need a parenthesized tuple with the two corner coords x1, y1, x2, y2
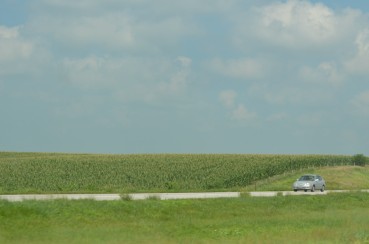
(242, 165, 369, 192)
(1, 192, 369, 243)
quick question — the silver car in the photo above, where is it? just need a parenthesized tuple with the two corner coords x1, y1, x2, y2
(292, 174, 325, 192)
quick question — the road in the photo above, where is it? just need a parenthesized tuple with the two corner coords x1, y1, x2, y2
(0, 192, 239, 202)
(1, 190, 369, 202)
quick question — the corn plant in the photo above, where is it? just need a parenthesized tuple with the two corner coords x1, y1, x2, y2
(0, 152, 353, 193)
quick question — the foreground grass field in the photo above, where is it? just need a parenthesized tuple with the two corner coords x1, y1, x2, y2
(0, 152, 362, 194)
(1, 193, 369, 243)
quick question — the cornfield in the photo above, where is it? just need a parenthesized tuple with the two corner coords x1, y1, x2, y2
(0, 152, 356, 194)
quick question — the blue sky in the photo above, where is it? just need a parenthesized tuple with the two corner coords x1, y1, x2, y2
(1, 0, 369, 155)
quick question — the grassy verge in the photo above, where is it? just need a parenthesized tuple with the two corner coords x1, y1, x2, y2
(242, 166, 369, 192)
(1, 192, 369, 243)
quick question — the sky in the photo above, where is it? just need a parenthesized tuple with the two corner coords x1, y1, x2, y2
(1, 0, 369, 155)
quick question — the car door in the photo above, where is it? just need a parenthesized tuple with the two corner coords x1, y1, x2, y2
(316, 176, 323, 189)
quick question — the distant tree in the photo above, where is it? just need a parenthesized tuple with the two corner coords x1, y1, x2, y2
(352, 154, 367, 167)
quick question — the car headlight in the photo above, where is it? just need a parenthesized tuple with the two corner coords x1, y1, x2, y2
(304, 183, 310, 187)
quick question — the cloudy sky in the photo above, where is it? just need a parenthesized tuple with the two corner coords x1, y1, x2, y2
(1, 0, 369, 154)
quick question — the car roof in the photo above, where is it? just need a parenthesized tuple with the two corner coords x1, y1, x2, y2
(299, 174, 321, 178)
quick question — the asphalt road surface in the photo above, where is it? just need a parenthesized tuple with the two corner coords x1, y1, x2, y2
(1, 190, 369, 202)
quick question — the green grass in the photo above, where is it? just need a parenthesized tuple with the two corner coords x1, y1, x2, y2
(242, 166, 369, 191)
(1, 193, 369, 243)
(0, 152, 357, 194)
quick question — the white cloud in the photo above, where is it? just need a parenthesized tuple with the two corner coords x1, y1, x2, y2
(0, 25, 51, 76)
(177, 56, 192, 68)
(345, 29, 369, 75)
(300, 62, 343, 86)
(356, 29, 369, 52)
(156, 56, 192, 96)
(219, 90, 237, 108)
(0, 26, 18, 38)
(30, 3, 197, 55)
(209, 58, 262, 79)
(219, 90, 257, 123)
(62, 56, 120, 89)
(232, 0, 366, 53)
(259, 0, 336, 45)
(260, 85, 335, 106)
(263, 87, 302, 105)
(231, 104, 257, 122)
(350, 91, 369, 116)
(0, 26, 33, 62)
(62, 55, 192, 106)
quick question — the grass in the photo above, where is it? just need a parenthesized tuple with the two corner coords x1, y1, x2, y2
(1, 192, 369, 243)
(242, 165, 369, 192)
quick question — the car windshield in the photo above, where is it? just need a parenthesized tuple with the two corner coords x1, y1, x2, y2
(299, 175, 314, 181)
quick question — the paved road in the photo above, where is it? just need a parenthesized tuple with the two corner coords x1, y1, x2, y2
(1, 190, 368, 202)
(0, 192, 240, 202)
(249, 190, 369, 197)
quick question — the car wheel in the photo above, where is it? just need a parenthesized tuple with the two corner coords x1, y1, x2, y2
(320, 185, 325, 192)
(311, 186, 315, 192)
(294, 189, 297, 192)
(304, 190, 307, 192)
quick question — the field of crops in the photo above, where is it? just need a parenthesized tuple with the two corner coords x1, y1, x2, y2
(0, 152, 359, 194)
